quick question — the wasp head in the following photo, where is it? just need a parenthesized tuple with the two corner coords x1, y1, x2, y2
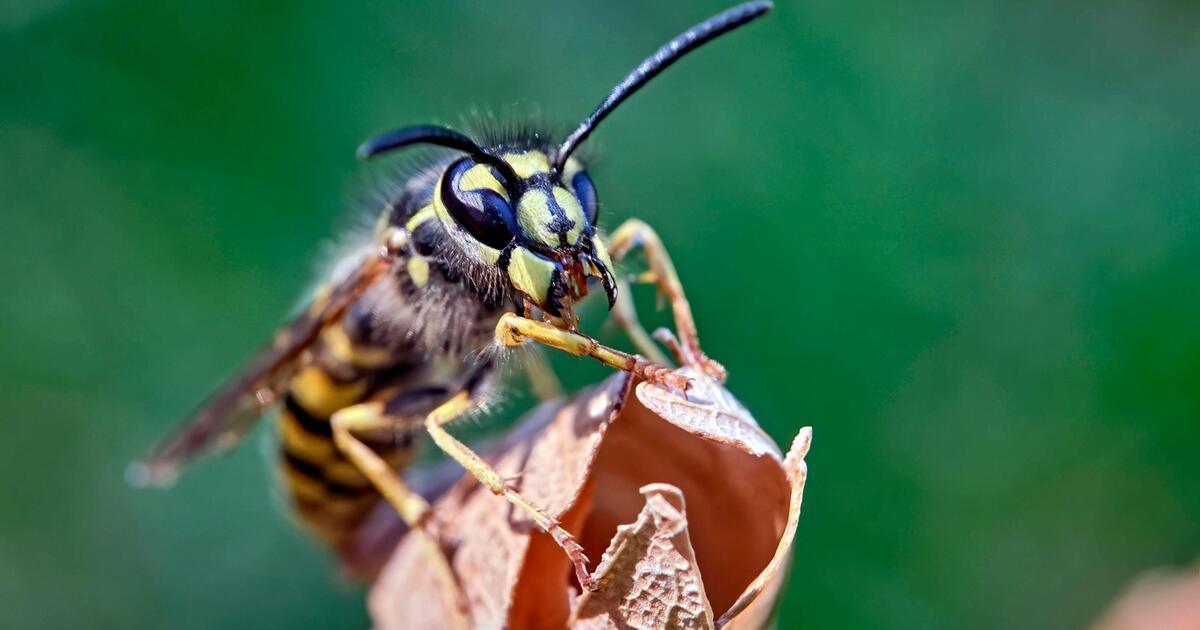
(432, 148, 616, 319)
(357, 0, 774, 319)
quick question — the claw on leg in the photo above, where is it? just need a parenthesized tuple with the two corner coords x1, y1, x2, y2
(632, 355, 692, 391)
(547, 520, 596, 591)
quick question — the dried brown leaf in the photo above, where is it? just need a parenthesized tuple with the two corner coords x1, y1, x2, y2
(635, 367, 780, 460)
(369, 367, 810, 629)
(571, 483, 713, 629)
(370, 375, 627, 629)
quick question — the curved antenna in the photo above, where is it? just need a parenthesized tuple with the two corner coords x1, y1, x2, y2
(552, 1, 772, 173)
(357, 124, 520, 184)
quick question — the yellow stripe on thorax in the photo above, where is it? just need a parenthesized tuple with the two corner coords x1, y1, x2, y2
(401, 205, 441, 285)
(407, 257, 430, 288)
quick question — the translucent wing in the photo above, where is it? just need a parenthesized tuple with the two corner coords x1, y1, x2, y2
(128, 252, 391, 488)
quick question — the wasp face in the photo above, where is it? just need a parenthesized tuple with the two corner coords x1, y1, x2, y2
(433, 149, 616, 318)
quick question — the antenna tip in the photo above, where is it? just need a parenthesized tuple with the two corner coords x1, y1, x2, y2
(741, 1, 774, 18)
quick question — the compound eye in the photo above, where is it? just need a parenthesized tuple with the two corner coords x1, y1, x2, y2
(570, 170, 598, 224)
(440, 157, 517, 250)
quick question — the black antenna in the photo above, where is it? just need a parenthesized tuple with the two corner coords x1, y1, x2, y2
(357, 124, 520, 185)
(553, 1, 772, 173)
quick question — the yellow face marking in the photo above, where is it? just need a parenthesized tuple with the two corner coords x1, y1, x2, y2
(289, 366, 368, 418)
(502, 150, 550, 179)
(506, 246, 557, 304)
(553, 186, 585, 245)
(458, 163, 509, 200)
(516, 190, 558, 247)
(407, 257, 430, 288)
(517, 187, 585, 249)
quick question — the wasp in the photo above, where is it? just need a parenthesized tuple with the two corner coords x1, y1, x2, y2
(131, 0, 770, 601)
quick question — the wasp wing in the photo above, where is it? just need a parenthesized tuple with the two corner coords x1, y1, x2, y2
(128, 252, 391, 488)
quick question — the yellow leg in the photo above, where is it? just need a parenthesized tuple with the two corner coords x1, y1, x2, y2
(606, 218, 726, 381)
(422, 392, 597, 591)
(495, 312, 690, 391)
(330, 403, 468, 628)
(609, 277, 672, 366)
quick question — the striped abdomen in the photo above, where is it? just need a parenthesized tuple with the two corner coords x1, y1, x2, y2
(275, 316, 422, 553)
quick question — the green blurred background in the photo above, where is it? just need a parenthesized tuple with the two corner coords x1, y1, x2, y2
(3, 0, 1198, 628)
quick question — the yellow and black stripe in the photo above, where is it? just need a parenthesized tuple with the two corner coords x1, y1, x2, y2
(275, 320, 419, 550)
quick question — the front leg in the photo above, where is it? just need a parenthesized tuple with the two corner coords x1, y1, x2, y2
(495, 312, 690, 391)
(606, 218, 726, 381)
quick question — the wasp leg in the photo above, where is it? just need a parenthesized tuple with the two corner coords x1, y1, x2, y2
(521, 346, 564, 402)
(422, 391, 596, 591)
(607, 218, 726, 381)
(609, 277, 672, 366)
(330, 403, 468, 629)
(495, 312, 690, 391)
